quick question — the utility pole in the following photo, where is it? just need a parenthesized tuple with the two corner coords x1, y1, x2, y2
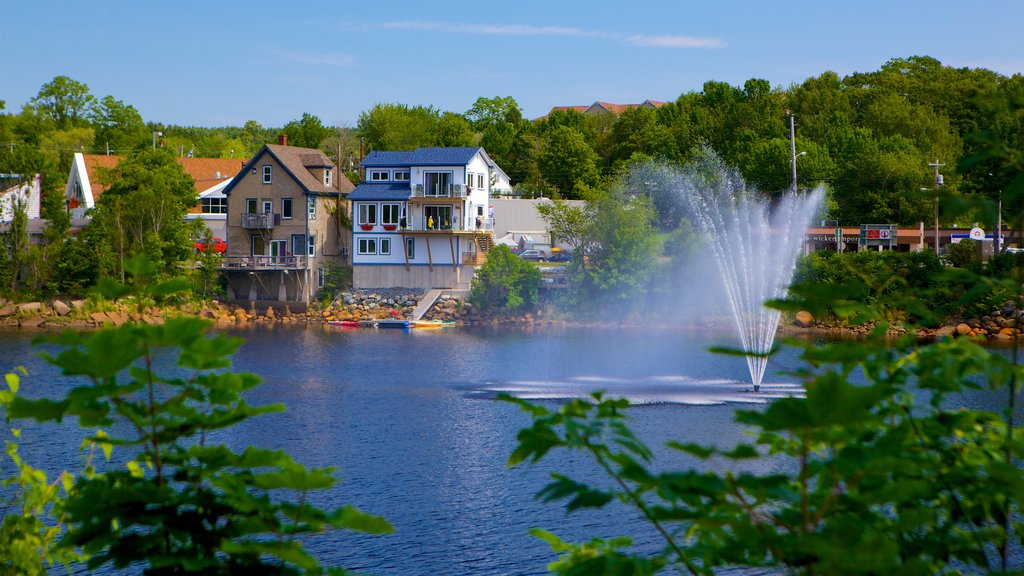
(928, 158, 944, 255)
(789, 112, 798, 193)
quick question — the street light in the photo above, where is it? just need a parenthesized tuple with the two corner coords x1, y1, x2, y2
(152, 131, 163, 149)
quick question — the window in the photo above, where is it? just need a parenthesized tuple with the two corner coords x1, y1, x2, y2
(467, 172, 474, 187)
(324, 168, 332, 187)
(478, 173, 484, 189)
(262, 164, 272, 184)
(308, 197, 316, 220)
(291, 234, 305, 257)
(424, 205, 453, 229)
(282, 197, 293, 219)
(358, 203, 377, 226)
(246, 198, 258, 214)
(261, 200, 272, 215)
(308, 234, 316, 257)
(201, 197, 227, 214)
(381, 203, 400, 226)
(406, 238, 415, 259)
(358, 237, 378, 255)
(394, 170, 409, 181)
(380, 237, 391, 255)
(423, 172, 451, 197)
(369, 170, 389, 181)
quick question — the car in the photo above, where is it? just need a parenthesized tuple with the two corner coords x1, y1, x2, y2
(548, 250, 572, 263)
(195, 237, 227, 253)
(518, 249, 547, 262)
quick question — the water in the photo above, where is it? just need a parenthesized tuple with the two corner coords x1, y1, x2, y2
(1, 325, 797, 575)
(1, 326, 1019, 574)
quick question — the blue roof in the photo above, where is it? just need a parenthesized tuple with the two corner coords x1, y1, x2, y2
(349, 183, 411, 201)
(361, 147, 483, 168)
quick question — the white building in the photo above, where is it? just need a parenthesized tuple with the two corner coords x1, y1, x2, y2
(350, 147, 503, 289)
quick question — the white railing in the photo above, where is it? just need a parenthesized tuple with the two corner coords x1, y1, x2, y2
(411, 184, 468, 199)
(221, 255, 308, 270)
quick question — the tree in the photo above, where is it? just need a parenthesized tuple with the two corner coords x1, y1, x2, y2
(469, 244, 542, 313)
(435, 112, 475, 147)
(282, 112, 332, 149)
(29, 76, 96, 129)
(357, 103, 442, 151)
(538, 125, 601, 198)
(88, 149, 199, 281)
(465, 96, 523, 131)
(1, 195, 29, 293)
(93, 96, 148, 154)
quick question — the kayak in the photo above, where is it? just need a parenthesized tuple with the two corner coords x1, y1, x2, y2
(327, 320, 361, 327)
(412, 320, 455, 328)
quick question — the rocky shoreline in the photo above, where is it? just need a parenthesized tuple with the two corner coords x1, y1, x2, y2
(0, 291, 1021, 343)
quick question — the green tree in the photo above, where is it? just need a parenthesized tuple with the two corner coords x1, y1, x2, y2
(29, 76, 96, 130)
(357, 103, 442, 151)
(93, 96, 148, 154)
(1, 195, 30, 293)
(538, 125, 601, 198)
(470, 244, 542, 313)
(435, 112, 475, 147)
(282, 112, 332, 149)
(88, 149, 199, 281)
(465, 96, 523, 131)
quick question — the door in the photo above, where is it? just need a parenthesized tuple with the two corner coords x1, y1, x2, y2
(270, 240, 287, 264)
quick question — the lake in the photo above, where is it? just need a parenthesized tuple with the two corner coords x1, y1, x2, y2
(0, 324, 1019, 574)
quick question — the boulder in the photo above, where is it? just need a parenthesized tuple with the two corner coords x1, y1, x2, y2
(793, 311, 815, 328)
(52, 300, 72, 316)
(0, 305, 15, 317)
(17, 302, 43, 314)
(956, 323, 972, 336)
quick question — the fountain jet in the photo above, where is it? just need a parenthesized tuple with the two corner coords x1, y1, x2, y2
(671, 155, 824, 391)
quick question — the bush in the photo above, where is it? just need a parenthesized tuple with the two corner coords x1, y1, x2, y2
(470, 244, 542, 313)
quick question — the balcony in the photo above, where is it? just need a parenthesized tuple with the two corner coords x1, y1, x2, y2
(240, 212, 279, 229)
(411, 183, 468, 199)
(221, 255, 309, 270)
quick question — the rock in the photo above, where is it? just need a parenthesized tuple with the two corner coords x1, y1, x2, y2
(956, 323, 972, 336)
(932, 325, 957, 339)
(52, 300, 72, 316)
(17, 302, 43, 314)
(0, 305, 15, 317)
(794, 311, 815, 328)
(19, 316, 46, 328)
(70, 299, 86, 311)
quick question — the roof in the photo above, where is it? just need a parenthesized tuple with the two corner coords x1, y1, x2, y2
(348, 183, 412, 201)
(77, 154, 242, 204)
(361, 147, 484, 168)
(223, 144, 354, 196)
(540, 100, 667, 120)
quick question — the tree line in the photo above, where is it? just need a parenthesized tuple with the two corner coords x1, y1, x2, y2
(1, 55, 1021, 301)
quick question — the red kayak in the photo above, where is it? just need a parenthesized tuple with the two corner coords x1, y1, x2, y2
(327, 320, 361, 327)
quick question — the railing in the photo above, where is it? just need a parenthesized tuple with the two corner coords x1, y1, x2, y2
(411, 184, 468, 199)
(221, 255, 308, 270)
(240, 212, 278, 229)
(462, 252, 487, 266)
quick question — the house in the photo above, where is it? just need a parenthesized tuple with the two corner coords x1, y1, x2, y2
(220, 136, 354, 303)
(63, 153, 243, 237)
(539, 99, 666, 120)
(349, 147, 503, 289)
(0, 173, 42, 222)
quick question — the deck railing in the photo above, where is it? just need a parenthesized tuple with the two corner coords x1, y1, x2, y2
(221, 255, 308, 270)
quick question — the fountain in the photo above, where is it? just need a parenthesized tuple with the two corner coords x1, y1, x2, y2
(662, 154, 824, 391)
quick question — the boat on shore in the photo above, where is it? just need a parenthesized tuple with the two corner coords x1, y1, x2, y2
(412, 320, 456, 328)
(376, 319, 410, 329)
(327, 320, 361, 328)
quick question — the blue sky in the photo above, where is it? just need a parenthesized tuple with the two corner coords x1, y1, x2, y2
(2, 0, 1022, 128)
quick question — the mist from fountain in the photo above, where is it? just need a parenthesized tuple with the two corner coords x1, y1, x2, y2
(655, 155, 825, 391)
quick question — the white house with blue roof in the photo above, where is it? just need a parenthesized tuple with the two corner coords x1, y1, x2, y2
(350, 147, 501, 289)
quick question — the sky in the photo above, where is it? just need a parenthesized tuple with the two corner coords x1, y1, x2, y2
(1, 0, 1022, 129)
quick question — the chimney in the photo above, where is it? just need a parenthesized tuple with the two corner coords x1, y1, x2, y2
(278, 134, 288, 146)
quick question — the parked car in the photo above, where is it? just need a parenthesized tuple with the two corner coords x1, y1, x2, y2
(519, 249, 547, 262)
(548, 250, 572, 263)
(195, 237, 227, 253)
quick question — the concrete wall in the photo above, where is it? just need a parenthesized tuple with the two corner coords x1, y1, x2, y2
(353, 264, 475, 290)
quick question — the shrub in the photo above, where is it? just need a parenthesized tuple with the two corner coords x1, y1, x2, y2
(470, 244, 542, 313)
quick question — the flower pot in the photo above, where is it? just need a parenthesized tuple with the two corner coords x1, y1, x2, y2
(383, 225, 397, 231)
(360, 224, 374, 231)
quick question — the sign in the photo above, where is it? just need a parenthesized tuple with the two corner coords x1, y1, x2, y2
(860, 224, 898, 248)
(969, 227, 984, 240)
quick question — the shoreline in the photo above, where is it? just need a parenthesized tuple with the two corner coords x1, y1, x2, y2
(1, 296, 1020, 346)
